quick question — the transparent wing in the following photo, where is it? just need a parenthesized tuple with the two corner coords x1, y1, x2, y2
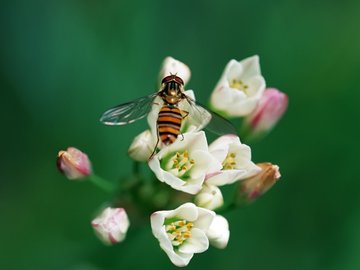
(100, 92, 159, 125)
(182, 95, 237, 136)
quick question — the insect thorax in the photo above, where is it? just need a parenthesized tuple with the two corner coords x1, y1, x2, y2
(160, 80, 183, 105)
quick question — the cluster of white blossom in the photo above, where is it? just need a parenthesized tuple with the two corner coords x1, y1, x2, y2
(57, 56, 287, 267)
(126, 57, 285, 266)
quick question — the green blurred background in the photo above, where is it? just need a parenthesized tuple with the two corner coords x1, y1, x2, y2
(1, 0, 360, 269)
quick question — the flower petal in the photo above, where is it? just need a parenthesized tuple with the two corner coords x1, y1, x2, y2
(193, 207, 215, 231)
(178, 228, 209, 254)
(206, 215, 230, 249)
(166, 202, 199, 221)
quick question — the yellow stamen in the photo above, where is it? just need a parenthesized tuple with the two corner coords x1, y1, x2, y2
(230, 79, 249, 94)
(222, 152, 237, 170)
(166, 219, 193, 247)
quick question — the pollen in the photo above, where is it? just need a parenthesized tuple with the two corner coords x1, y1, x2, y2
(166, 220, 194, 246)
(230, 79, 249, 94)
(222, 152, 237, 170)
(169, 150, 195, 177)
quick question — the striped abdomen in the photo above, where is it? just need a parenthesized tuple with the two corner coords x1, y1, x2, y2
(157, 106, 183, 145)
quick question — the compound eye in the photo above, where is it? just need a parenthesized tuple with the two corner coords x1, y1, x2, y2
(174, 76, 184, 85)
(161, 75, 172, 84)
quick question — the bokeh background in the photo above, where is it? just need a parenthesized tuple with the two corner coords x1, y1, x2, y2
(1, 0, 360, 269)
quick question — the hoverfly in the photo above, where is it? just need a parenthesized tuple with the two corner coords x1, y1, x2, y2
(100, 74, 236, 157)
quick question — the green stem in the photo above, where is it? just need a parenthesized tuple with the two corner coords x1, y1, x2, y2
(88, 174, 115, 193)
(133, 161, 140, 176)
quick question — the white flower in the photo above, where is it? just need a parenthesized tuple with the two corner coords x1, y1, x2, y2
(128, 130, 156, 161)
(210, 55, 266, 117)
(194, 184, 223, 210)
(206, 135, 260, 186)
(150, 203, 215, 267)
(206, 215, 230, 249)
(148, 131, 222, 194)
(159, 57, 191, 86)
(91, 207, 130, 245)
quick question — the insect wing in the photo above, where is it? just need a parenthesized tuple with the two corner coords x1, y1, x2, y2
(183, 96, 237, 136)
(100, 92, 158, 125)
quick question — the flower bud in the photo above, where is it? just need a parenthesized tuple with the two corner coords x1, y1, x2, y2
(57, 147, 92, 180)
(206, 215, 230, 249)
(243, 88, 288, 139)
(128, 130, 156, 162)
(194, 184, 224, 210)
(91, 207, 130, 245)
(238, 162, 281, 204)
(158, 56, 191, 86)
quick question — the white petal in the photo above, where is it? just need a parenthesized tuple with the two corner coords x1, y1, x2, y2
(148, 157, 185, 186)
(193, 207, 215, 231)
(189, 150, 221, 179)
(128, 130, 156, 162)
(206, 169, 247, 186)
(209, 134, 240, 151)
(245, 75, 266, 97)
(159, 57, 191, 86)
(178, 228, 209, 254)
(157, 226, 192, 267)
(215, 59, 240, 89)
(169, 251, 193, 267)
(186, 132, 209, 154)
(232, 144, 261, 179)
(239, 55, 261, 80)
(226, 61, 244, 81)
(206, 215, 230, 249)
(167, 202, 199, 221)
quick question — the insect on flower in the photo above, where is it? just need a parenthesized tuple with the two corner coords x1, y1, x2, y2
(100, 74, 236, 157)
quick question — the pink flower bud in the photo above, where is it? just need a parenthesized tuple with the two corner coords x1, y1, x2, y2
(92, 207, 130, 245)
(238, 162, 281, 203)
(57, 147, 92, 180)
(244, 88, 288, 138)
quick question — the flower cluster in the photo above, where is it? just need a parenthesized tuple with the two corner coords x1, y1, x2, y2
(57, 56, 287, 267)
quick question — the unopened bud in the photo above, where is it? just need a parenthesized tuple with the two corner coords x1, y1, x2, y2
(206, 215, 230, 249)
(128, 130, 155, 162)
(238, 162, 281, 204)
(57, 147, 92, 180)
(194, 184, 224, 210)
(91, 207, 130, 245)
(243, 88, 288, 139)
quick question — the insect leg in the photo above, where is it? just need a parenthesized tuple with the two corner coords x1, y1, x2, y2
(149, 134, 160, 160)
(181, 110, 189, 119)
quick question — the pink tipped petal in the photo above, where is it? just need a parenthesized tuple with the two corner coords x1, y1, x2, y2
(57, 147, 92, 180)
(245, 88, 288, 136)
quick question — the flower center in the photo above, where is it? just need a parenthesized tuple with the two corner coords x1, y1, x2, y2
(167, 150, 195, 178)
(230, 79, 249, 94)
(222, 152, 237, 170)
(166, 219, 194, 246)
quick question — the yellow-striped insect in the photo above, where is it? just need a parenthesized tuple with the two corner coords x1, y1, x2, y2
(100, 74, 235, 157)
